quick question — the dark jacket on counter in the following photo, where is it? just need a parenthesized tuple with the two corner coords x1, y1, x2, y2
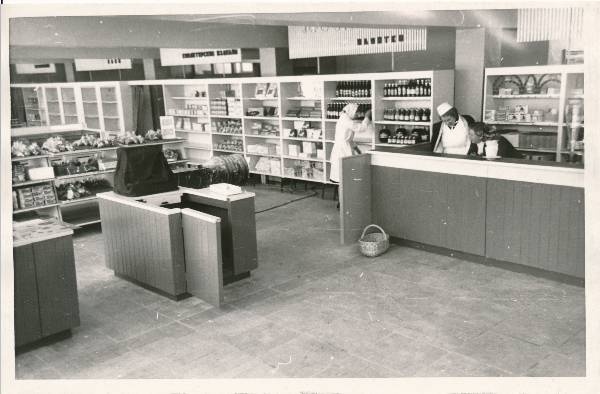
(467, 136, 523, 159)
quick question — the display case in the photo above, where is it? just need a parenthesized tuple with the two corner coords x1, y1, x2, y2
(10, 86, 48, 128)
(483, 64, 585, 163)
(10, 82, 132, 136)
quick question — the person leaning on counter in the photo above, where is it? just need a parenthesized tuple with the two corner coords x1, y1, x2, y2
(467, 122, 523, 159)
(432, 102, 472, 155)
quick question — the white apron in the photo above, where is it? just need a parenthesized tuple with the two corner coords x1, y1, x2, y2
(433, 115, 471, 155)
(329, 114, 356, 183)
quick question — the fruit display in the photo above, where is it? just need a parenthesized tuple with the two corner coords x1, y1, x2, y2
(52, 157, 99, 176)
(42, 136, 72, 153)
(145, 129, 163, 141)
(71, 134, 98, 150)
(116, 131, 145, 145)
(163, 149, 181, 162)
(56, 178, 111, 201)
(11, 139, 43, 157)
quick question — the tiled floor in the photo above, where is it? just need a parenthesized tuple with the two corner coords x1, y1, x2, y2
(15, 183, 586, 378)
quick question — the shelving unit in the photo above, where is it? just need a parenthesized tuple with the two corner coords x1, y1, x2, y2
(483, 64, 584, 163)
(128, 70, 454, 184)
(10, 128, 182, 228)
(11, 82, 132, 135)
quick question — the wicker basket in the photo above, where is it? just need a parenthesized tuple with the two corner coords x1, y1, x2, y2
(358, 224, 389, 257)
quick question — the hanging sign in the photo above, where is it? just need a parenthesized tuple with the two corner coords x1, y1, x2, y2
(15, 63, 56, 74)
(288, 26, 427, 59)
(74, 58, 132, 71)
(160, 48, 242, 66)
(159, 116, 176, 139)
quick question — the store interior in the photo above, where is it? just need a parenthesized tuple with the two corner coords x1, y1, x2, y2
(5, 5, 594, 383)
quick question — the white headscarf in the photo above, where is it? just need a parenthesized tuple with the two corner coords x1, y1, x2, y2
(341, 103, 358, 120)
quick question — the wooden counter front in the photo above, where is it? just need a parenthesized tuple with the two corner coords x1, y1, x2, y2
(340, 151, 585, 279)
(13, 220, 80, 347)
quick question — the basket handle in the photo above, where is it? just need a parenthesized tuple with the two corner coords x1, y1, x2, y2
(360, 224, 387, 239)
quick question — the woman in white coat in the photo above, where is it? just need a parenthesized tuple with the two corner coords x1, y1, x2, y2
(432, 102, 471, 155)
(329, 103, 370, 183)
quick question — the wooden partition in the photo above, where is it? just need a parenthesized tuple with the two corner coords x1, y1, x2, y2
(98, 195, 187, 297)
(340, 154, 372, 244)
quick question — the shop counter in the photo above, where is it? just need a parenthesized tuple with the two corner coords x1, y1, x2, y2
(340, 149, 584, 280)
(13, 219, 80, 347)
(97, 187, 258, 305)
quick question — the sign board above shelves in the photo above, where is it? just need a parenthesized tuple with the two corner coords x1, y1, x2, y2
(74, 58, 132, 71)
(15, 63, 56, 74)
(160, 48, 242, 66)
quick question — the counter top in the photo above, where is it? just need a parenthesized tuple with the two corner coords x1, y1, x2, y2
(369, 147, 584, 188)
(97, 186, 255, 211)
(13, 218, 74, 247)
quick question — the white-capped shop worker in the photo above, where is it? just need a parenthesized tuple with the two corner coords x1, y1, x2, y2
(329, 103, 368, 183)
(432, 102, 472, 155)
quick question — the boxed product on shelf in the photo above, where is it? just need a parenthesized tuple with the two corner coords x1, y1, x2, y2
(246, 107, 264, 116)
(317, 149, 325, 159)
(302, 141, 317, 156)
(307, 128, 322, 139)
(12, 163, 28, 183)
(253, 157, 271, 173)
(498, 88, 513, 95)
(514, 105, 528, 114)
(28, 166, 55, 180)
(288, 145, 300, 157)
(226, 98, 243, 116)
(13, 191, 18, 210)
(269, 159, 281, 175)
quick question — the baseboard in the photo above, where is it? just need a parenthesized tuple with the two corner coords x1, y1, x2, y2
(391, 237, 584, 287)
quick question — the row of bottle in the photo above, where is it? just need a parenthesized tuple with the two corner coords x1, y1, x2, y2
(326, 102, 371, 119)
(382, 108, 430, 122)
(335, 81, 371, 98)
(379, 127, 430, 145)
(383, 79, 431, 97)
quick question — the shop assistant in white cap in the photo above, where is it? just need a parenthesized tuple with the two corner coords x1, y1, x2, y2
(432, 102, 471, 155)
(329, 103, 367, 183)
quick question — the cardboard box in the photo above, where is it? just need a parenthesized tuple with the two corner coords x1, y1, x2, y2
(27, 166, 55, 180)
(288, 145, 299, 157)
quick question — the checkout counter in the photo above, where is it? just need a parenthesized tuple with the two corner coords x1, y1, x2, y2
(97, 186, 258, 306)
(340, 145, 584, 281)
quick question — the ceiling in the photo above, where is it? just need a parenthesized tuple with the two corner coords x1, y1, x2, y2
(8, 9, 518, 61)
(142, 10, 517, 28)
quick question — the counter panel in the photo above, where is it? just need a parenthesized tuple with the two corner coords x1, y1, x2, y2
(372, 166, 486, 255)
(486, 179, 584, 277)
(33, 236, 80, 337)
(13, 244, 42, 347)
(98, 197, 186, 297)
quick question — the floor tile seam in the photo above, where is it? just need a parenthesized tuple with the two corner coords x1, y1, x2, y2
(339, 329, 416, 367)
(474, 329, 556, 374)
(556, 327, 586, 348)
(442, 349, 515, 376)
(487, 324, 563, 349)
(99, 315, 174, 344)
(222, 283, 272, 304)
